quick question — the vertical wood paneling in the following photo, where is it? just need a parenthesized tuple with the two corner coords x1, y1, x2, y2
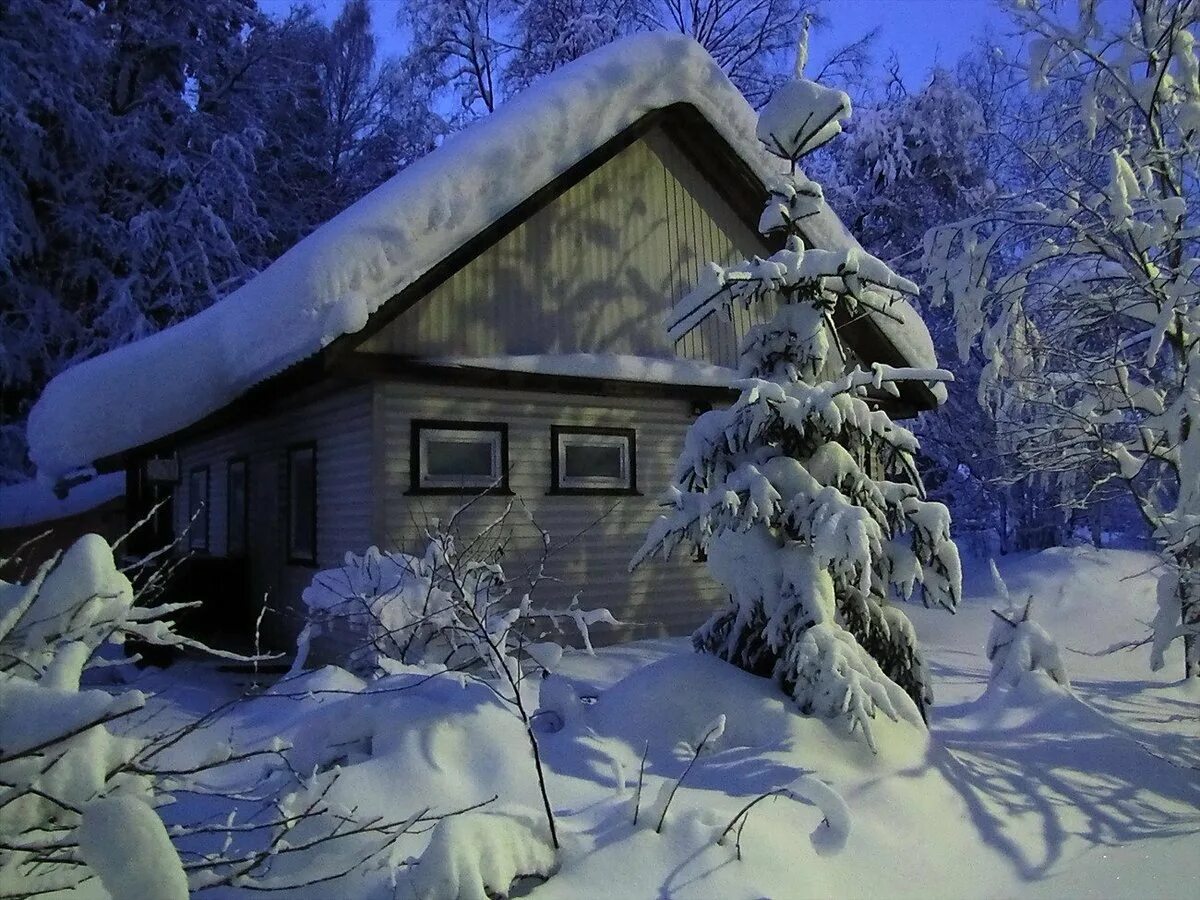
(376, 382, 724, 641)
(172, 386, 374, 646)
(358, 128, 771, 368)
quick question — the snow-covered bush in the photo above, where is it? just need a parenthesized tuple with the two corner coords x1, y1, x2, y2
(298, 513, 618, 866)
(633, 55, 960, 744)
(984, 563, 1070, 693)
(296, 525, 618, 678)
(295, 536, 504, 676)
(0, 534, 198, 896)
(1, 532, 434, 896)
(412, 810, 557, 900)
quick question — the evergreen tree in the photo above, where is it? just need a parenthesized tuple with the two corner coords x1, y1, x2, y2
(0, 0, 273, 480)
(0, 0, 441, 480)
(632, 62, 960, 741)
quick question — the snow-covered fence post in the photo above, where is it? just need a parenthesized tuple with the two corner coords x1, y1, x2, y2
(631, 53, 960, 736)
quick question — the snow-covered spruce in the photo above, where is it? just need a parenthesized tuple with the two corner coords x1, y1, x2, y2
(633, 64, 960, 743)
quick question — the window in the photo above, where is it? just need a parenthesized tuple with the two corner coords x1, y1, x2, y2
(187, 466, 209, 551)
(411, 420, 508, 493)
(286, 444, 316, 565)
(550, 426, 636, 494)
(226, 457, 248, 555)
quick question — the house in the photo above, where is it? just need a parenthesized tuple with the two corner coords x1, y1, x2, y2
(25, 34, 945, 652)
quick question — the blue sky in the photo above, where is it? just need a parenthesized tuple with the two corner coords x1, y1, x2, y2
(263, 0, 1010, 89)
(816, 0, 1009, 85)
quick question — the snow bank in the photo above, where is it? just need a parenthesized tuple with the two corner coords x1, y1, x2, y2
(0, 472, 123, 529)
(109, 549, 1197, 900)
(28, 33, 940, 480)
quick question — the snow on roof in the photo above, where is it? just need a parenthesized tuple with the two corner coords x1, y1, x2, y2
(27, 33, 941, 481)
(0, 473, 124, 530)
(430, 354, 738, 388)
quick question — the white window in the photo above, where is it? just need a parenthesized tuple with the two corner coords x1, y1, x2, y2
(413, 421, 507, 492)
(551, 426, 635, 493)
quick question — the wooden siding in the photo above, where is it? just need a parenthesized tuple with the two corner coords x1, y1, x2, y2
(359, 128, 775, 369)
(171, 386, 373, 646)
(375, 381, 723, 641)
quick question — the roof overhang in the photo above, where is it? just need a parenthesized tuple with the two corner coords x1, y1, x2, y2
(90, 104, 937, 474)
(47, 31, 944, 483)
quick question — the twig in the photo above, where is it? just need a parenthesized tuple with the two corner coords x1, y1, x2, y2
(656, 720, 723, 833)
(632, 740, 649, 827)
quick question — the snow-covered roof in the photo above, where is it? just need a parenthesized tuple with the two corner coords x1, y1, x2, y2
(430, 354, 738, 389)
(27, 33, 941, 481)
(0, 473, 124, 530)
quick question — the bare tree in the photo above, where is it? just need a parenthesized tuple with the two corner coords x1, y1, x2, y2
(404, 0, 516, 119)
(641, 0, 813, 104)
(507, 0, 644, 91)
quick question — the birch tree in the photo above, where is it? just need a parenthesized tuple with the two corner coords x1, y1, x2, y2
(925, 0, 1200, 676)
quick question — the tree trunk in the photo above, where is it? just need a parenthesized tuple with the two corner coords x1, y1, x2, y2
(998, 491, 1010, 555)
(1178, 554, 1200, 679)
(1184, 602, 1199, 679)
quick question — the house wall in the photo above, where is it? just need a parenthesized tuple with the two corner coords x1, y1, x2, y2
(171, 385, 373, 647)
(373, 381, 722, 641)
(161, 126, 860, 657)
(358, 128, 777, 370)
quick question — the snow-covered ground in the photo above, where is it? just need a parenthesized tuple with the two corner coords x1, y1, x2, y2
(112, 547, 1198, 898)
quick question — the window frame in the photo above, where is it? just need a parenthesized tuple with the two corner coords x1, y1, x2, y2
(409, 419, 510, 495)
(226, 456, 249, 556)
(549, 425, 638, 496)
(285, 442, 317, 567)
(187, 465, 210, 552)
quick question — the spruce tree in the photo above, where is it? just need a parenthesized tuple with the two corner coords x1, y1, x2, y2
(632, 63, 961, 746)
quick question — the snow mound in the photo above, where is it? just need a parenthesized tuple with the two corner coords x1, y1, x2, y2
(412, 810, 557, 900)
(584, 651, 923, 756)
(587, 652, 796, 751)
(77, 796, 188, 900)
(28, 34, 939, 480)
(275, 670, 534, 815)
